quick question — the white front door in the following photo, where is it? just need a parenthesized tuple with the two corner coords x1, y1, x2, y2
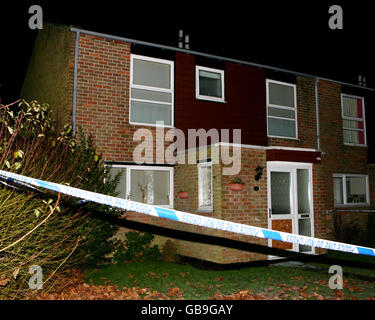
(267, 162, 314, 256)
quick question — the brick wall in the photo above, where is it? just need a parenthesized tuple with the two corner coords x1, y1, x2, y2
(318, 80, 370, 238)
(220, 147, 268, 262)
(21, 23, 76, 130)
(75, 34, 173, 163)
(75, 34, 131, 161)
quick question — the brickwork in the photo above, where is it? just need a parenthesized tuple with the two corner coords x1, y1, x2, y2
(75, 34, 131, 161)
(21, 23, 76, 131)
(318, 80, 370, 239)
(75, 33, 173, 163)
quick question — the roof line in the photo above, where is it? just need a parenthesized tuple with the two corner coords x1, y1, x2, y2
(70, 27, 375, 92)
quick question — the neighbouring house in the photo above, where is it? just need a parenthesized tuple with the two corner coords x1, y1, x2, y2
(21, 23, 375, 264)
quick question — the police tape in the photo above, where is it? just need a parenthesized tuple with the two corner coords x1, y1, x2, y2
(1, 169, 375, 257)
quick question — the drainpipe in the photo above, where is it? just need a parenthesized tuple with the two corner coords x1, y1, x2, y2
(315, 78, 321, 152)
(72, 30, 80, 137)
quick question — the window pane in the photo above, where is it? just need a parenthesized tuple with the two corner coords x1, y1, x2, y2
(199, 165, 212, 207)
(131, 100, 171, 125)
(298, 218, 312, 252)
(268, 107, 295, 119)
(343, 96, 362, 118)
(271, 172, 291, 214)
(199, 70, 222, 98)
(131, 170, 170, 205)
(343, 119, 363, 130)
(153, 171, 171, 205)
(346, 176, 367, 203)
(268, 82, 295, 108)
(133, 58, 171, 89)
(131, 88, 172, 103)
(343, 129, 360, 145)
(297, 169, 310, 214)
(268, 117, 296, 138)
(109, 167, 127, 199)
(333, 177, 343, 205)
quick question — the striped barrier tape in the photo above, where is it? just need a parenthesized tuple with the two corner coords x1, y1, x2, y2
(1, 169, 375, 257)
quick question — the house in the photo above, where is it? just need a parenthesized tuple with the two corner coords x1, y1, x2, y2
(21, 23, 375, 264)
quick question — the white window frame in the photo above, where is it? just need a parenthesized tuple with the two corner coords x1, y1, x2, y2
(108, 164, 174, 208)
(333, 173, 370, 207)
(198, 161, 213, 212)
(341, 94, 367, 147)
(130, 54, 174, 128)
(195, 65, 225, 103)
(266, 79, 298, 140)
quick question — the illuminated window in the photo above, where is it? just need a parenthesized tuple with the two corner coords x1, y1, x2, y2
(341, 94, 366, 146)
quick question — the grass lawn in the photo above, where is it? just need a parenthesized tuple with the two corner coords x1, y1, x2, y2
(85, 252, 375, 300)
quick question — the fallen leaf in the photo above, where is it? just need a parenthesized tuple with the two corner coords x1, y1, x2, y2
(167, 287, 181, 297)
(13, 268, 20, 280)
(0, 278, 10, 287)
(313, 292, 324, 300)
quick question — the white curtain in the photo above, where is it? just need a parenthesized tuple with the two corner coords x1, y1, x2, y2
(199, 166, 212, 207)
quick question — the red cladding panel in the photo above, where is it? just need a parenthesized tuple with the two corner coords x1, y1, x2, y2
(175, 53, 267, 147)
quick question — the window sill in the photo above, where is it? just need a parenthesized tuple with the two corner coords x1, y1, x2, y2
(343, 143, 367, 148)
(334, 203, 370, 208)
(268, 135, 299, 141)
(197, 207, 213, 213)
(195, 96, 226, 104)
(129, 121, 175, 129)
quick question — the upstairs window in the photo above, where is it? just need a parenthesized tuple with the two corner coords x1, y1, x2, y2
(196, 66, 225, 102)
(266, 79, 297, 139)
(130, 55, 174, 127)
(341, 94, 366, 146)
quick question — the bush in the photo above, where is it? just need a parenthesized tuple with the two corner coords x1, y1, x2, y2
(329, 212, 362, 244)
(161, 239, 180, 263)
(362, 212, 375, 247)
(113, 232, 161, 263)
(0, 100, 122, 299)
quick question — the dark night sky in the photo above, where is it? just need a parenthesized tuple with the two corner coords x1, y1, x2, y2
(0, 1, 374, 104)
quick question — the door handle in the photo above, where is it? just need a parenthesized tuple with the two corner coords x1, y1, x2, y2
(269, 208, 272, 218)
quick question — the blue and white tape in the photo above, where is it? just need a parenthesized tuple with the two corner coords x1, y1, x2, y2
(1, 169, 374, 257)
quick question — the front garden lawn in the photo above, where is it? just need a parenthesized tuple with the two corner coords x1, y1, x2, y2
(84, 254, 375, 300)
